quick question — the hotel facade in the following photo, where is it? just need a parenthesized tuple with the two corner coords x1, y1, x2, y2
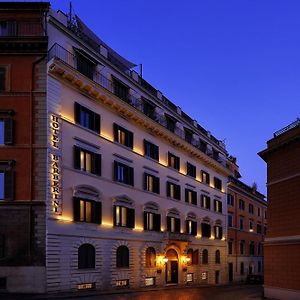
(0, 2, 264, 294)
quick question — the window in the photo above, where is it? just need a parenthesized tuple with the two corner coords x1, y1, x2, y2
(168, 152, 180, 170)
(228, 214, 233, 228)
(0, 66, 9, 91)
(0, 21, 16, 36)
(167, 182, 181, 200)
(240, 262, 244, 275)
(184, 128, 193, 143)
(114, 205, 135, 228)
(240, 241, 245, 255)
(214, 225, 223, 239)
(257, 207, 261, 217)
(144, 211, 161, 231)
(249, 241, 255, 256)
(264, 210, 267, 219)
(249, 203, 254, 214)
(73, 198, 102, 224)
(258, 261, 262, 273)
(249, 220, 254, 232)
(113, 123, 133, 148)
(200, 195, 211, 209)
(239, 199, 245, 210)
(214, 200, 222, 213)
(74, 103, 100, 133)
(186, 162, 196, 178)
(228, 240, 233, 255)
(74, 146, 101, 176)
(114, 161, 134, 186)
(199, 139, 207, 153)
(257, 243, 262, 256)
(144, 173, 160, 194)
(214, 177, 222, 190)
(0, 235, 4, 258)
(113, 78, 129, 102)
(215, 250, 220, 264)
(78, 244, 95, 269)
(116, 246, 129, 268)
(201, 170, 210, 184)
(186, 220, 197, 236)
(227, 194, 234, 206)
(257, 224, 262, 234)
(167, 216, 180, 233)
(144, 140, 159, 161)
(0, 111, 13, 145)
(75, 51, 96, 80)
(201, 223, 211, 238)
(0, 161, 14, 200)
(165, 114, 176, 132)
(239, 217, 244, 230)
(143, 99, 156, 120)
(264, 226, 267, 235)
(145, 247, 156, 268)
(187, 249, 199, 265)
(185, 189, 197, 205)
(202, 249, 208, 264)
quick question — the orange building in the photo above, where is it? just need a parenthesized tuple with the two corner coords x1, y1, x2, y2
(227, 175, 266, 283)
(0, 2, 49, 293)
(259, 120, 300, 300)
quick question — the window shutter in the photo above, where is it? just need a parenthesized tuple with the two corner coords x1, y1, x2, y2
(113, 123, 118, 142)
(74, 146, 80, 170)
(185, 189, 188, 203)
(127, 208, 135, 228)
(167, 216, 171, 231)
(113, 206, 117, 226)
(214, 226, 217, 238)
(166, 182, 170, 197)
(168, 152, 171, 167)
(175, 218, 180, 233)
(143, 211, 147, 230)
(176, 156, 180, 170)
(4, 118, 13, 145)
(128, 131, 133, 149)
(219, 227, 223, 239)
(154, 176, 160, 194)
(94, 153, 101, 176)
(214, 200, 217, 212)
(94, 201, 102, 224)
(220, 202, 222, 213)
(128, 166, 134, 186)
(143, 173, 147, 190)
(176, 185, 181, 200)
(143, 139, 147, 156)
(154, 213, 161, 232)
(207, 197, 211, 210)
(73, 197, 80, 222)
(201, 195, 204, 207)
(192, 191, 197, 205)
(113, 161, 118, 181)
(4, 170, 14, 200)
(192, 221, 197, 236)
(94, 113, 100, 134)
(185, 220, 189, 233)
(74, 102, 81, 124)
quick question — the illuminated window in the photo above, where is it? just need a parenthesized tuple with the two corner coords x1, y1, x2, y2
(167, 216, 180, 233)
(74, 146, 101, 176)
(114, 161, 134, 186)
(74, 102, 100, 133)
(167, 182, 181, 200)
(114, 205, 135, 228)
(144, 211, 160, 231)
(214, 225, 223, 239)
(185, 189, 197, 205)
(201, 195, 211, 209)
(168, 152, 180, 170)
(144, 173, 160, 194)
(144, 140, 159, 161)
(201, 170, 210, 184)
(186, 162, 196, 178)
(113, 123, 133, 148)
(186, 220, 197, 236)
(116, 246, 129, 268)
(73, 198, 101, 224)
(78, 244, 95, 269)
(214, 200, 223, 213)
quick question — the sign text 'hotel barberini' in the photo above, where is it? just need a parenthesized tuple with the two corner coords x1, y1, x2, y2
(49, 114, 62, 214)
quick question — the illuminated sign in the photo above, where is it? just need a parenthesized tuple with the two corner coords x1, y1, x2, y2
(202, 272, 208, 280)
(49, 113, 62, 214)
(116, 279, 129, 287)
(77, 283, 95, 290)
(187, 273, 193, 282)
(145, 277, 155, 286)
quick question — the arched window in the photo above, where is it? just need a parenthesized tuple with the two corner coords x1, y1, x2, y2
(78, 244, 95, 269)
(215, 250, 221, 264)
(145, 247, 156, 267)
(187, 248, 193, 266)
(116, 245, 129, 268)
(202, 249, 208, 264)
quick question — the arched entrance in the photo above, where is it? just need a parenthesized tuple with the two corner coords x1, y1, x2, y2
(165, 249, 178, 284)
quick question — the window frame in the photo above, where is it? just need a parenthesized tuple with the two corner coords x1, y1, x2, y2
(186, 162, 196, 178)
(78, 243, 96, 269)
(116, 245, 129, 268)
(114, 161, 134, 186)
(113, 205, 135, 229)
(201, 170, 210, 185)
(113, 123, 133, 149)
(144, 139, 159, 161)
(144, 172, 160, 194)
(168, 152, 180, 171)
(167, 181, 181, 200)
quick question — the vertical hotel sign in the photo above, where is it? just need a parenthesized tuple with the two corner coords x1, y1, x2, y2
(49, 114, 62, 214)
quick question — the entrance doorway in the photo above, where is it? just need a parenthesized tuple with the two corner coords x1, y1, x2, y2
(228, 263, 233, 282)
(165, 249, 178, 284)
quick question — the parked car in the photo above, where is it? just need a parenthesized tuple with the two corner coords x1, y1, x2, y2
(246, 274, 264, 284)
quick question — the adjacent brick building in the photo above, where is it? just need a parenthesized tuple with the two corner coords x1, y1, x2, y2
(259, 119, 300, 300)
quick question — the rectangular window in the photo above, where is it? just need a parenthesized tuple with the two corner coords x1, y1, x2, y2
(73, 198, 101, 224)
(201, 170, 210, 185)
(114, 205, 135, 228)
(200, 194, 211, 210)
(228, 214, 233, 228)
(257, 207, 261, 217)
(240, 241, 245, 255)
(74, 102, 100, 133)
(75, 52, 95, 80)
(258, 261, 262, 273)
(240, 262, 244, 275)
(257, 224, 262, 234)
(167, 182, 181, 200)
(168, 152, 180, 170)
(0, 172, 4, 199)
(227, 194, 234, 206)
(144, 173, 160, 194)
(165, 115, 176, 132)
(186, 220, 197, 235)
(214, 200, 223, 213)
(0, 235, 4, 258)
(185, 189, 197, 205)
(113, 78, 129, 102)
(144, 212, 160, 231)
(264, 210, 267, 219)
(249, 203, 254, 214)
(228, 240, 233, 255)
(167, 216, 180, 233)
(114, 161, 134, 186)
(214, 225, 223, 239)
(186, 162, 196, 178)
(0, 66, 7, 91)
(184, 128, 193, 143)
(239, 199, 245, 210)
(214, 177, 222, 190)
(74, 146, 101, 176)
(144, 140, 159, 161)
(0, 162, 14, 201)
(201, 223, 211, 238)
(113, 123, 133, 148)
(249, 241, 255, 255)
(239, 217, 244, 230)
(143, 99, 156, 120)
(249, 220, 254, 232)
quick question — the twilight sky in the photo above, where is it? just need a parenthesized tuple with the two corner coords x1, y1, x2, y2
(48, 0, 300, 195)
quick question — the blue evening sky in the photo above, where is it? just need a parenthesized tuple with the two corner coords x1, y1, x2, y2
(48, 0, 300, 195)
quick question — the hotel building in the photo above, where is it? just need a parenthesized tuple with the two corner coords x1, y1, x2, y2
(1, 2, 238, 293)
(259, 120, 300, 300)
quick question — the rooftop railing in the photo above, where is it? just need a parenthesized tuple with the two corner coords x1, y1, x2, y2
(0, 21, 45, 37)
(273, 118, 300, 137)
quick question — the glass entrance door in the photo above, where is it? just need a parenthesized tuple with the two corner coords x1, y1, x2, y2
(166, 260, 178, 284)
